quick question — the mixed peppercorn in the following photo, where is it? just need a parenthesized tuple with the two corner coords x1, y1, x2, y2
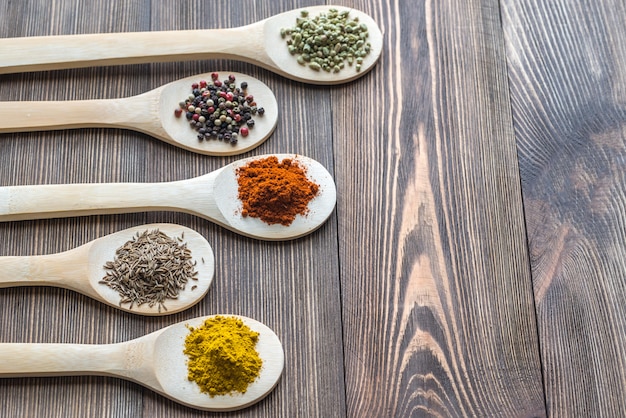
(174, 73, 264, 145)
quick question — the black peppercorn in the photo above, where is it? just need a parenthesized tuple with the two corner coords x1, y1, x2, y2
(175, 74, 266, 143)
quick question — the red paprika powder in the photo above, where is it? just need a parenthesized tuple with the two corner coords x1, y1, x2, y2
(236, 156, 319, 226)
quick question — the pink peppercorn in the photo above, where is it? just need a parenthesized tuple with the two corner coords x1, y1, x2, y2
(240, 126, 249, 137)
(211, 72, 219, 80)
(199, 80, 207, 88)
(192, 114, 200, 121)
(174, 108, 183, 117)
(191, 82, 199, 89)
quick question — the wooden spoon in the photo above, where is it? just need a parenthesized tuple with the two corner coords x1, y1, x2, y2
(0, 72, 278, 156)
(0, 315, 284, 411)
(0, 5, 383, 85)
(0, 223, 215, 315)
(0, 154, 336, 241)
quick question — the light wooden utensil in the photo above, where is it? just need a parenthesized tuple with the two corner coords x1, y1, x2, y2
(0, 315, 284, 411)
(0, 154, 337, 241)
(0, 223, 215, 315)
(0, 5, 383, 85)
(0, 72, 278, 156)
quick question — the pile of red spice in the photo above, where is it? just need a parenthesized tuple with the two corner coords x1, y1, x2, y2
(236, 156, 319, 226)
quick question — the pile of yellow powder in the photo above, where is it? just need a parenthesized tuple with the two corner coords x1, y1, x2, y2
(184, 315, 263, 396)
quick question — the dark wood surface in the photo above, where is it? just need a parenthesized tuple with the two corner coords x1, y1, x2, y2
(502, 0, 626, 416)
(0, 0, 623, 417)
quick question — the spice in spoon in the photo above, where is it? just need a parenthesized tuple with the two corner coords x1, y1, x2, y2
(174, 73, 265, 145)
(281, 9, 372, 72)
(184, 316, 263, 397)
(236, 156, 319, 226)
(99, 229, 198, 312)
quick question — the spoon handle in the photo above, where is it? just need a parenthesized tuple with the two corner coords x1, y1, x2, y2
(0, 25, 266, 74)
(0, 247, 90, 291)
(0, 182, 166, 221)
(0, 175, 219, 222)
(0, 342, 127, 378)
(0, 96, 145, 133)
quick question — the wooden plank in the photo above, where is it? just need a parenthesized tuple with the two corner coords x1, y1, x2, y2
(502, 0, 626, 415)
(0, 1, 345, 417)
(335, 0, 547, 416)
(0, 2, 151, 417)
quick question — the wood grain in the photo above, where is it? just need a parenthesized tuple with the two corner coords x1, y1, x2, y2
(502, 0, 626, 416)
(335, 0, 546, 416)
(0, 2, 150, 417)
(3, 0, 598, 416)
(0, 0, 343, 417)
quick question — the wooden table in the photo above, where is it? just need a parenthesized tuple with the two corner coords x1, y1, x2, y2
(1, 0, 624, 416)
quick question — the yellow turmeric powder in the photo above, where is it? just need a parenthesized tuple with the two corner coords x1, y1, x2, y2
(184, 315, 263, 397)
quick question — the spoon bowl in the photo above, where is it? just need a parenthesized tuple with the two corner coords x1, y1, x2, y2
(212, 154, 336, 240)
(262, 6, 383, 84)
(153, 315, 284, 410)
(0, 72, 279, 156)
(0, 223, 215, 315)
(0, 315, 284, 411)
(0, 154, 337, 240)
(0, 6, 383, 84)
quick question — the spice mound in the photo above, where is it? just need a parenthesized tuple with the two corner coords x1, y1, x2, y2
(236, 156, 319, 226)
(281, 9, 372, 72)
(99, 229, 198, 312)
(174, 72, 265, 145)
(184, 316, 263, 397)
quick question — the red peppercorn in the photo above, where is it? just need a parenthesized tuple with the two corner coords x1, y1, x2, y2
(219, 91, 227, 98)
(207, 106, 215, 114)
(226, 92, 234, 101)
(199, 80, 207, 88)
(214, 80, 222, 87)
(191, 82, 199, 89)
(234, 114, 242, 122)
(211, 72, 219, 80)
(192, 113, 200, 121)
(245, 95, 254, 102)
(174, 108, 183, 117)
(240, 126, 249, 137)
